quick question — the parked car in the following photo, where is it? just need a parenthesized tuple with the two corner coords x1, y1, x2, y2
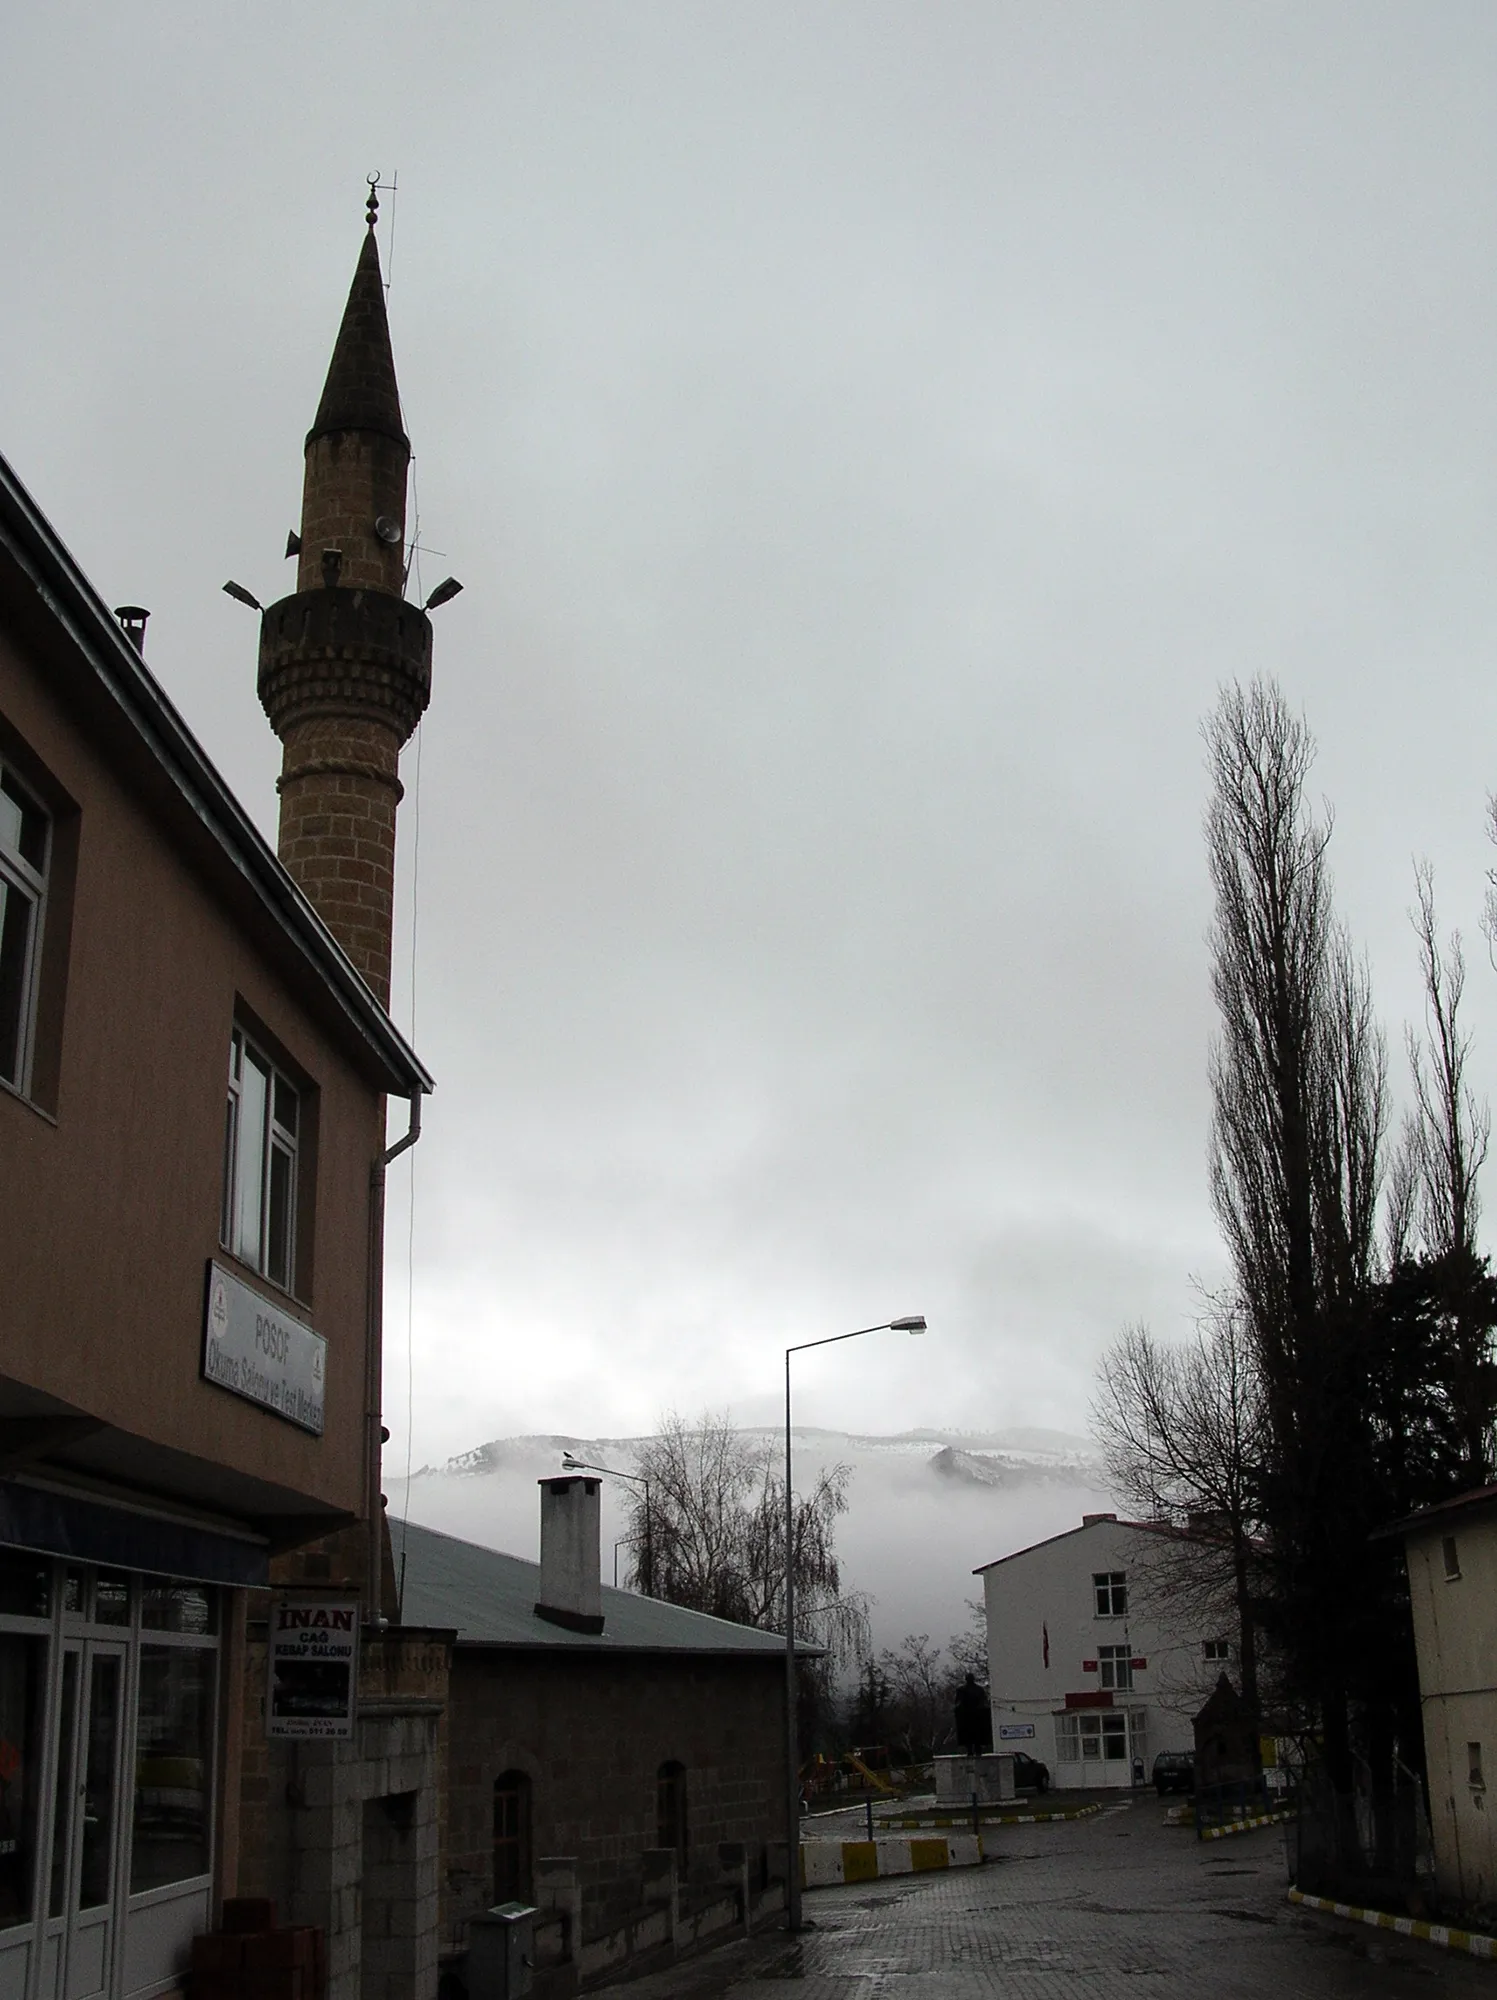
(1152, 1749, 1195, 1796)
(1011, 1750, 1050, 1794)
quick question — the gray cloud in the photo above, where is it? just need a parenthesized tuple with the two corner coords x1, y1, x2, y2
(4, 5, 1496, 1468)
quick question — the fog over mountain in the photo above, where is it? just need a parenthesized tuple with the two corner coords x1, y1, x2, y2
(387, 1425, 1115, 1653)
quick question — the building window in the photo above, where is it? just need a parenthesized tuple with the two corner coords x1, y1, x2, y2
(656, 1761, 688, 1870)
(1056, 1711, 1130, 1763)
(1093, 1572, 1127, 1618)
(131, 1646, 215, 1892)
(0, 764, 48, 1095)
(1203, 1639, 1231, 1663)
(1469, 1743, 1485, 1790)
(222, 1027, 299, 1290)
(0, 1632, 46, 1926)
(1099, 1645, 1133, 1691)
(1443, 1536, 1461, 1580)
(493, 1771, 533, 1905)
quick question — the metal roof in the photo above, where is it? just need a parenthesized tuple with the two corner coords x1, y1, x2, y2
(1374, 1482, 1497, 1542)
(972, 1514, 1169, 1574)
(0, 448, 432, 1099)
(396, 1518, 815, 1657)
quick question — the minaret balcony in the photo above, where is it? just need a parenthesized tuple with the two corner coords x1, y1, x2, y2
(258, 586, 432, 742)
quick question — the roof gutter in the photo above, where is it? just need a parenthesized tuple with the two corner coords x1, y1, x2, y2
(0, 450, 433, 1100)
(368, 1092, 423, 1621)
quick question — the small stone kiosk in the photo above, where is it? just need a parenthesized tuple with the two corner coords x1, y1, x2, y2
(1192, 1674, 1264, 1834)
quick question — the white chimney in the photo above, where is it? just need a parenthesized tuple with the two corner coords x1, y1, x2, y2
(534, 1475, 605, 1633)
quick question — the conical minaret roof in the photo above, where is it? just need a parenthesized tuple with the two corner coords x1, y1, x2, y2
(306, 226, 408, 450)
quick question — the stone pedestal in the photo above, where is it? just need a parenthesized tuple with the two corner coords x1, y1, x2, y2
(933, 1753, 1015, 1806)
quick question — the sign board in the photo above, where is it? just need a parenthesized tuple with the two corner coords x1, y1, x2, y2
(267, 1598, 359, 1739)
(203, 1261, 325, 1434)
(997, 1722, 1036, 1741)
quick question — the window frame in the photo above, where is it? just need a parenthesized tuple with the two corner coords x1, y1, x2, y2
(1098, 1644, 1133, 1691)
(1092, 1571, 1127, 1619)
(1202, 1638, 1231, 1664)
(492, 1770, 533, 1906)
(1056, 1710, 1132, 1763)
(656, 1761, 688, 1871)
(221, 1026, 302, 1295)
(0, 762, 50, 1100)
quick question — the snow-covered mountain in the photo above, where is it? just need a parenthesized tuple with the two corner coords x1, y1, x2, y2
(386, 1427, 1114, 1653)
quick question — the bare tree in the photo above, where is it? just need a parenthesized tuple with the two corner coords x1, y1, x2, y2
(1395, 862, 1488, 1262)
(1091, 1306, 1264, 1707)
(946, 1599, 988, 1680)
(877, 1634, 953, 1763)
(622, 1411, 869, 1667)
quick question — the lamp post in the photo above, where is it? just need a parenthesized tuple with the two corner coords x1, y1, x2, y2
(560, 1453, 655, 1594)
(783, 1315, 926, 1932)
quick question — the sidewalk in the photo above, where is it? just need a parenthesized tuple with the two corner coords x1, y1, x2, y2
(601, 1798, 1497, 1998)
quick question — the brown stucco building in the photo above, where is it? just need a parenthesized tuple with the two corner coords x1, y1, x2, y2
(0, 202, 447, 2000)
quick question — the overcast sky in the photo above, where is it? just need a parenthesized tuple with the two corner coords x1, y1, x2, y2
(4, 6, 1497, 1469)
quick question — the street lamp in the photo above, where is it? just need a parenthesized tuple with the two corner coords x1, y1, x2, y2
(783, 1315, 926, 1932)
(560, 1453, 655, 1594)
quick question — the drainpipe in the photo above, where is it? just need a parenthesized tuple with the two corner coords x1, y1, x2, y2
(367, 1091, 423, 1621)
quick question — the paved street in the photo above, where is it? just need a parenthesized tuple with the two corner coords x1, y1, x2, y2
(617, 1799, 1497, 1997)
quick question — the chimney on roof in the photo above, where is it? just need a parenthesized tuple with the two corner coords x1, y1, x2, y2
(114, 606, 150, 654)
(1082, 1512, 1118, 1526)
(535, 1476, 605, 1634)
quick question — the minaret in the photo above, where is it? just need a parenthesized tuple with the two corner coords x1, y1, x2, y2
(257, 186, 431, 1007)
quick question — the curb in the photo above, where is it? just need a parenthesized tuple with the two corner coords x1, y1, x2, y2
(1198, 1808, 1295, 1841)
(1288, 1887, 1497, 1960)
(883, 1803, 1104, 1830)
(799, 1834, 984, 1887)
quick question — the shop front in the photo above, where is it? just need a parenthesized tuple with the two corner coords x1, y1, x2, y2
(0, 1544, 239, 2000)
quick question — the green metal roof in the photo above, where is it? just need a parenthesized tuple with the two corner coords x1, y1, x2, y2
(396, 1519, 817, 1657)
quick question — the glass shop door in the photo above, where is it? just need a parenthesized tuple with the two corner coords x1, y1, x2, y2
(41, 1644, 126, 2000)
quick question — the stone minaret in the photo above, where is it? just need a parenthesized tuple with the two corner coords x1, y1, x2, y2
(257, 193, 431, 1006)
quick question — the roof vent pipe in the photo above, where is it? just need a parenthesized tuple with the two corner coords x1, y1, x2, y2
(114, 606, 150, 654)
(534, 1475, 605, 1634)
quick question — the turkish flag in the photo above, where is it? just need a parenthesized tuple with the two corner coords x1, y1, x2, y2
(1042, 1621, 1049, 1669)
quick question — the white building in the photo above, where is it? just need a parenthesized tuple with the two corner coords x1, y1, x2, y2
(1391, 1484, 1497, 1913)
(976, 1512, 1233, 1790)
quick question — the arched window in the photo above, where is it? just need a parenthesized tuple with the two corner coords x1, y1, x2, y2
(656, 1761, 687, 1870)
(493, 1771, 533, 1905)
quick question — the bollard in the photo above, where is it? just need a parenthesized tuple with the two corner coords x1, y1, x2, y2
(866, 1797, 874, 1842)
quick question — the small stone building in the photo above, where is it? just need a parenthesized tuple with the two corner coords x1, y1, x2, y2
(398, 1477, 793, 1990)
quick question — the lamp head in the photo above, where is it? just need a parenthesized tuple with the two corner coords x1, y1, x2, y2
(561, 1451, 584, 1471)
(221, 580, 263, 613)
(890, 1315, 927, 1334)
(424, 576, 464, 612)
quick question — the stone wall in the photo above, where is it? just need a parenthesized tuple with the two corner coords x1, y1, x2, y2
(237, 1623, 452, 2000)
(442, 1649, 786, 1951)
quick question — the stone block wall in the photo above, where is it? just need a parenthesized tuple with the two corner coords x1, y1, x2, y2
(236, 1625, 452, 2000)
(441, 1649, 786, 1951)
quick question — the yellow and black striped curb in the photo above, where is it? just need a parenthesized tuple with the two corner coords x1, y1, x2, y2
(800, 1834, 984, 1886)
(881, 1803, 1105, 1830)
(1198, 1808, 1295, 1840)
(1288, 1887, 1497, 1959)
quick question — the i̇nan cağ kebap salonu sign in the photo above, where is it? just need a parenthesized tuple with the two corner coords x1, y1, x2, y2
(202, 1260, 326, 1434)
(267, 1598, 360, 1740)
